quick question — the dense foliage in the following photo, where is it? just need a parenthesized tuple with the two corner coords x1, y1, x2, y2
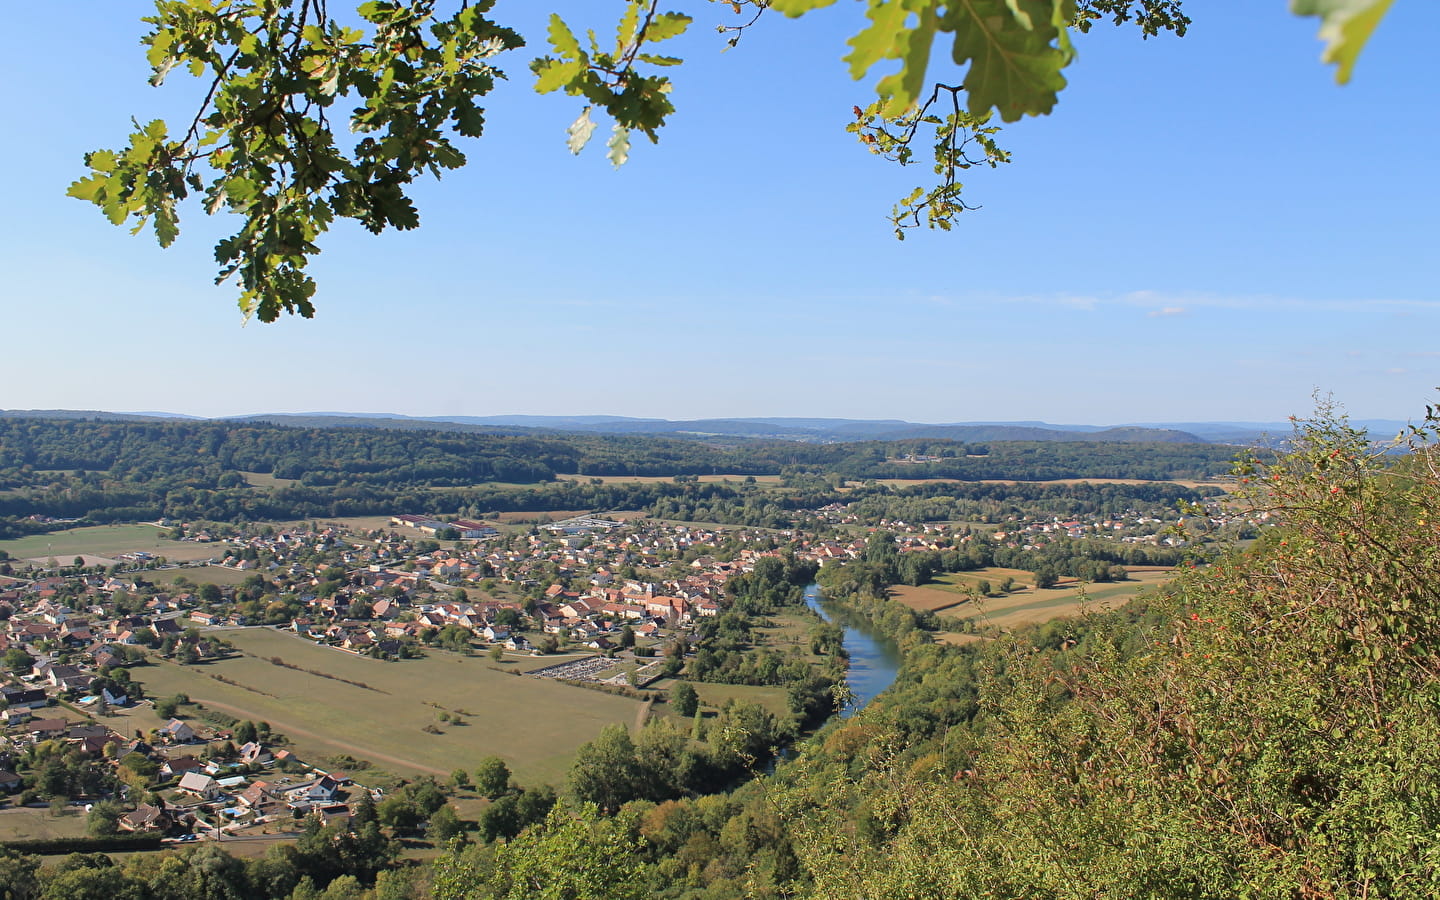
(0, 417, 1230, 536)
(777, 409, 1440, 898)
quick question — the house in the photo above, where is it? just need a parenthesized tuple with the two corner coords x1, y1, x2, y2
(0, 770, 23, 793)
(238, 780, 275, 807)
(159, 718, 197, 743)
(240, 742, 273, 765)
(119, 803, 173, 832)
(178, 771, 219, 799)
(25, 718, 69, 740)
(161, 756, 205, 780)
(151, 618, 184, 637)
(304, 775, 343, 803)
(1, 687, 49, 709)
(69, 723, 109, 741)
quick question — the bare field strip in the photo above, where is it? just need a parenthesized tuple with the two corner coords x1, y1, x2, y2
(893, 566, 1177, 631)
(132, 628, 643, 786)
(874, 477, 1231, 490)
(555, 474, 782, 485)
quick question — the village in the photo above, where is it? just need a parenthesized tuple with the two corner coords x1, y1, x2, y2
(0, 488, 1248, 848)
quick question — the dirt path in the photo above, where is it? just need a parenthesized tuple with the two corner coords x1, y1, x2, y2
(192, 698, 450, 778)
(634, 697, 654, 733)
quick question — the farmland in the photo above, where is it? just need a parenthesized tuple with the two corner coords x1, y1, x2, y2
(892, 566, 1177, 632)
(129, 628, 644, 786)
(0, 524, 219, 564)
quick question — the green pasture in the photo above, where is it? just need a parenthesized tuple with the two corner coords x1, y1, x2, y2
(0, 524, 195, 561)
(0, 807, 92, 843)
(130, 628, 643, 786)
(176, 566, 255, 587)
(239, 471, 298, 489)
(894, 566, 1176, 632)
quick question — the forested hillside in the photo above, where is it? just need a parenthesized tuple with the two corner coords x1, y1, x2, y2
(0, 418, 1233, 536)
(758, 411, 1440, 898)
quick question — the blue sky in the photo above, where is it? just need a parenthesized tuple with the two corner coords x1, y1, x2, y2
(2, 2, 1435, 424)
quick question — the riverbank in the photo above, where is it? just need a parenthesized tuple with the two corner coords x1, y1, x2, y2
(804, 584, 902, 716)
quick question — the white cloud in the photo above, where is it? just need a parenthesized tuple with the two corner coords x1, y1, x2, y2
(1147, 306, 1186, 318)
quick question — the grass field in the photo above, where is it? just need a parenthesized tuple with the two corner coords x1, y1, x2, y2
(0, 524, 221, 563)
(179, 566, 257, 587)
(647, 679, 791, 719)
(0, 807, 91, 842)
(240, 472, 299, 489)
(892, 566, 1176, 633)
(321, 515, 402, 532)
(127, 628, 645, 786)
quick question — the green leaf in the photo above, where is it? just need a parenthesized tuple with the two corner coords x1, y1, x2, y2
(567, 106, 597, 154)
(606, 124, 631, 168)
(616, 0, 643, 54)
(533, 58, 583, 94)
(769, 0, 842, 16)
(847, 0, 939, 115)
(941, 0, 1075, 121)
(637, 54, 684, 67)
(1290, 0, 1395, 83)
(547, 13, 585, 62)
(643, 12, 693, 43)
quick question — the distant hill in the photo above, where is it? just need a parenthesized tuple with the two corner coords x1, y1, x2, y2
(0, 409, 178, 422)
(1, 410, 1412, 446)
(408, 415, 1207, 444)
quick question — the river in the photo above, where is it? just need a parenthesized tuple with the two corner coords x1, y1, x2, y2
(804, 583, 902, 716)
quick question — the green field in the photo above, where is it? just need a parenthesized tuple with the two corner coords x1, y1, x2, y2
(178, 565, 258, 587)
(0, 524, 213, 562)
(0, 807, 91, 843)
(649, 678, 791, 719)
(129, 628, 644, 786)
(893, 566, 1176, 632)
(239, 471, 299, 489)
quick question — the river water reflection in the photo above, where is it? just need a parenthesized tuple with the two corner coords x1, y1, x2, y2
(804, 584, 902, 717)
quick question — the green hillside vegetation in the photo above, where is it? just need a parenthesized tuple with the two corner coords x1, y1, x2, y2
(6, 410, 1434, 899)
(773, 409, 1440, 898)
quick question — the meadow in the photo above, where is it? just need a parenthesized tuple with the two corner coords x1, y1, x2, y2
(0, 807, 91, 843)
(0, 525, 218, 564)
(177, 566, 259, 587)
(127, 628, 644, 786)
(892, 566, 1177, 633)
